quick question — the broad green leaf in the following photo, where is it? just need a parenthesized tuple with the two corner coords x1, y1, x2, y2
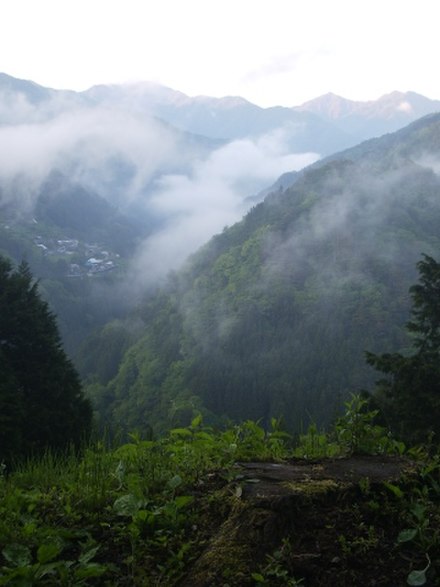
(115, 460, 126, 484)
(244, 421, 265, 439)
(75, 563, 107, 579)
(22, 522, 37, 537)
(2, 543, 32, 567)
(251, 572, 265, 582)
(174, 495, 194, 509)
(407, 569, 427, 586)
(0, 566, 34, 586)
(37, 542, 62, 564)
(397, 528, 417, 543)
(113, 494, 141, 516)
(269, 430, 291, 439)
(170, 428, 192, 438)
(134, 509, 155, 527)
(383, 481, 404, 499)
(35, 562, 65, 579)
(411, 502, 426, 522)
(190, 414, 203, 428)
(194, 431, 214, 442)
(78, 545, 100, 565)
(168, 474, 182, 490)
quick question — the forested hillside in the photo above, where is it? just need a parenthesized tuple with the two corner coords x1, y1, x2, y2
(86, 113, 440, 435)
(0, 171, 149, 355)
(2, 258, 439, 586)
(0, 257, 92, 463)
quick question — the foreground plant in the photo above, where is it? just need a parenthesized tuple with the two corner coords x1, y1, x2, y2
(0, 416, 293, 585)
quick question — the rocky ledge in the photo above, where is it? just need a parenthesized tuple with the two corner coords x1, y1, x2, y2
(182, 456, 418, 586)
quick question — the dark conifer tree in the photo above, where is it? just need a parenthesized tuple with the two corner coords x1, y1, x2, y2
(0, 256, 92, 462)
(367, 255, 440, 443)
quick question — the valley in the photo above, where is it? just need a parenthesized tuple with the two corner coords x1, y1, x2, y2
(2, 73, 440, 432)
(2, 71, 440, 586)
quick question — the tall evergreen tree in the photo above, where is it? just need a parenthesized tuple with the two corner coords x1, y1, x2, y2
(367, 255, 440, 443)
(0, 256, 92, 462)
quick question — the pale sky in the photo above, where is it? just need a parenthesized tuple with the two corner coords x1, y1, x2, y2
(1, 0, 439, 107)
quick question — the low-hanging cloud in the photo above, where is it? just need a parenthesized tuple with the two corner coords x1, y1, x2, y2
(0, 104, 185, 211)
(259, 158, 440, 295)
(176, 155, 440, 361)
(131, 132, 318, 284)
(0, 91, 319, 292)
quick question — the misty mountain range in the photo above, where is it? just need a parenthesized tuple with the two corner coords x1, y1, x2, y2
(2, 72, 440, 433)
(84, 81, 440, 151)
(86, 111, 440, 434)
(2, 71, 440, 278)
(296, 90, 440, 141)
(2, 72, 439, 149)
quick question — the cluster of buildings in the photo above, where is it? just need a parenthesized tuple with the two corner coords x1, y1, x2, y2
(33, 236, 119, 278)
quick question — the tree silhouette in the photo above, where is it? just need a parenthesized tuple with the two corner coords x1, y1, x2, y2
(0, 256, 92, 462)
(367, 255, 440, 443)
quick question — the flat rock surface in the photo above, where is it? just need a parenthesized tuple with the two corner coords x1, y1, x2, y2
(181, 456, 419, 586)
(234, 456, 414, 498)
(237, 455, 410, 482)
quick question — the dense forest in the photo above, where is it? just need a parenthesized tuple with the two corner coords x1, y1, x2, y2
(84, 113, 440, 436)
(1, 254, 440, 584)
(3, 112, 440, 441)
(0, 256, 92, 464)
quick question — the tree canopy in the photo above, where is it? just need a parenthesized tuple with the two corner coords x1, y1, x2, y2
(0, 256, 92, 462)
(367, 254, 440, 443)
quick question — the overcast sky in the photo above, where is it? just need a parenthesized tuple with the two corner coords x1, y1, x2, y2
(1, 0, 439, 107)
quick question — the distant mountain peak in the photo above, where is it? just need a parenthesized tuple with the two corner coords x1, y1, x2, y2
(295, 93, 361, 119)
(364, 90, 440, 121)
(0, 71, 55, 105)
(294, 89, 440, 141)
(302, 91, 348, 103)
(298, 91, 343, 104)
(191, 94, 254, 109)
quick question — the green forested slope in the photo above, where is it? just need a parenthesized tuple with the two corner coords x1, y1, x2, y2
(88, 114, 440, 434)
(0, 257, 92, 463)
(0, 172, 148, 355)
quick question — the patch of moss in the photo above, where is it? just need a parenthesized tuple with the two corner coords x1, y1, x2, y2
(181, 500, 278, 586)
(281, 478, 341, 495)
